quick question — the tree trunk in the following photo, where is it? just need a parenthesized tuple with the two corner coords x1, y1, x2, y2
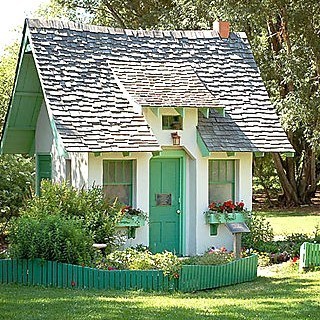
(272, 153, 300, 206)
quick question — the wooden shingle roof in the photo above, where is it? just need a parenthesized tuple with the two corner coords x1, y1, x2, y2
(25, 19, 293, 153)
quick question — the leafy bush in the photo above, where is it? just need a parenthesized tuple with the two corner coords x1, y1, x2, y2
(243, 214, 320, 266)
(97, 247, 181, 277)
(8, 215, 94, 265)
(242, 212, 274, 250)
(182, 248, 234, 266)
(0, 155, 34, 242)
(22, 181, 124, 253)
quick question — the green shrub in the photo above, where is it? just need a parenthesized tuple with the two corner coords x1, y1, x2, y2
(22, 181, 124, 253)
(0, 155, 34, 243)
(182, 249, 234, 266)
(98, 247, 181, 277)
(242, 212, 274, 250)
(8, 215, 94, 265)
(242, 216, 320, 266)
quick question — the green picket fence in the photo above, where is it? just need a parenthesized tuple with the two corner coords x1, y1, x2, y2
(179, 255, 258, 292)
(0, 259, 176, 291)
(299, 242, 320, 270)
(0, 255, 257, 292)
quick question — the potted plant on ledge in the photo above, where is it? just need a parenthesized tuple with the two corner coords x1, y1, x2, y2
(204, 200, 246, 224)
(117, 206, 147, 228)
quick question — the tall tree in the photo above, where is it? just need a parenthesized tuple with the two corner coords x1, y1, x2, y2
(0, 43, 18, 136)
(213, 0, 320, 205)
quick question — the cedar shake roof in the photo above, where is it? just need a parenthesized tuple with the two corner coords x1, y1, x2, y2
(25, 19, 293, 153)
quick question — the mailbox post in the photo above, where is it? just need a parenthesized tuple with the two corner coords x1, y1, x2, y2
(226, 222, 250, 259)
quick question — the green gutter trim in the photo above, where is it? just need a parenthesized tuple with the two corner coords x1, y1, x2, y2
(196, 131, 210, 157)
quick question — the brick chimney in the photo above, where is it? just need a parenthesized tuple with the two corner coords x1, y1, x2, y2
(213, 20, 230, 39)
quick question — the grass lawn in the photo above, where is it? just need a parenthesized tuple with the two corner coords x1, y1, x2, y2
(0, 264, 319, 320)
(255, 205, 320, 236)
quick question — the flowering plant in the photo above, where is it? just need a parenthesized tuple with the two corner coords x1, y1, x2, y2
(208, 200, 245, 213)
(121, 206, 147, 220)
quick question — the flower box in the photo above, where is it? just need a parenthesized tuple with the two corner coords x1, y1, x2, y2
(117, 215, 146, 227)
(205, 211, 245, 225)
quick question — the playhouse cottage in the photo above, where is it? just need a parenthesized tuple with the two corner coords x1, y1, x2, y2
(0, 19, 293, 255)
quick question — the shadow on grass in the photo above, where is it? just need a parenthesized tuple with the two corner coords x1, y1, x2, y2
(1, 273, 320, 320)
(256, 207, 320, 218)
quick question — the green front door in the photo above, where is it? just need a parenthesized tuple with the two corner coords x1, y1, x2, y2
(149, 158, 181, 254)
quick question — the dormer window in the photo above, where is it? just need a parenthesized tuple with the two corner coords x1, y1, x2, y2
(162, 115, 183, 130)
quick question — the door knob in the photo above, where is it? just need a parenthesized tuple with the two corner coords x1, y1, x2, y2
(176, 209, 181, 214)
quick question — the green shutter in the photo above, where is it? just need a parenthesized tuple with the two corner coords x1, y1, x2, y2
(36, 154, 52, 195)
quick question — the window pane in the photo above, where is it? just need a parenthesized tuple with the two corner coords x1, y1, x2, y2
(104, 161, 115, 183)
(209, 161, 219, 182)
(124, 161, 132, 183)
(104, 185, 131, 205)
(208, 160, 235, 203)
(162, 115, 183, 130)
(115, 161, 123, 182)
(103, 160, 133, 205)
(219, 161, 226, 181)
(226, 161, 234, 181)
(209, 184, 233, 203)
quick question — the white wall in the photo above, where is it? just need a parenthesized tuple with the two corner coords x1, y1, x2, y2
(195, 152, 252, 254)
(35, 102, 89, 188)
(88, 152, 152, 247)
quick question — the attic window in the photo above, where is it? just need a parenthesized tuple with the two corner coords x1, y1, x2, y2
(162, 115, 183, 130)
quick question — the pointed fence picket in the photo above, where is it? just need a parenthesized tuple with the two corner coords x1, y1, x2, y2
(0, 255, 257, 292)
(299, 242, 320, 270)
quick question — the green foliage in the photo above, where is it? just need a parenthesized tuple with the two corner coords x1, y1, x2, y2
(0, 44, 34, 242)
(22, 181, 123, 252)
(242, 213, 274, 250)
(182, 250, 234, 266)
(0, 155, 34, 241)
(0, 43, 18, 134)
(8, 215, 94, 265)
(253, 154, 282, 203)
(98, 247, 181, 277)
(243, 213, 320, 265)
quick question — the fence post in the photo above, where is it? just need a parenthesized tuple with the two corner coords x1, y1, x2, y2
(299, 242, 306, 271)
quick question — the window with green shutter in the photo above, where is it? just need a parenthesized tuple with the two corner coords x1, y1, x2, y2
(103, 160, 134, 205)
(208, 160, 235, 203)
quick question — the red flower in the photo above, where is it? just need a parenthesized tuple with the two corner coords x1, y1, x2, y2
(121, 205, 132, 213)
(71, 281, 76, 287)
(292, 257, 299, 263)
(209, 202, 217, 210)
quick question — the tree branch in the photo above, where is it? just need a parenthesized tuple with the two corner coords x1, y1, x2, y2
(101, 0, 126, 28)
